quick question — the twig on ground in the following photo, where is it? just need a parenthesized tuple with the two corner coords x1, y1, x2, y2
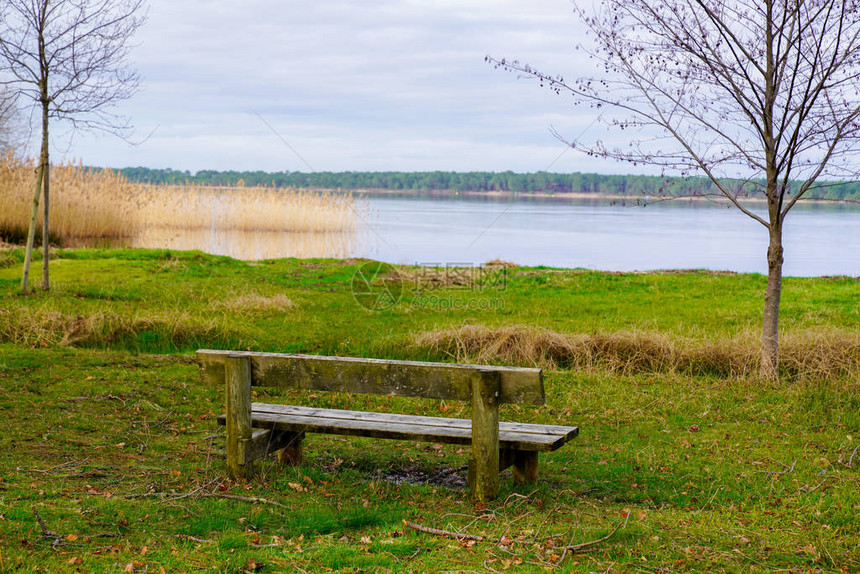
(200, 493, 290, 509)
(404, 520, 484, 541)
(121, 478, 221, 501)
(440, 512, 478, 520)
(500, 509, 535, 540)
(120, 485, 289, 509)
(533, 503, 563, 542)
(104, 394, 127, 406)
(559, 514, 629, 562)
(120, 492, 162, 499)
(175, 534, 212, 544)
(503, 489, 539, 507)
(800, 477, 835, 494)
(32, 506, 61, 539)
(27, 459, 90, 475)
(33, 504, 119, 544)
(132, 412, 174, 427)
(848, 444, 859, 468)
(560, 487, 598, 498)
(758, 459, 796, 476)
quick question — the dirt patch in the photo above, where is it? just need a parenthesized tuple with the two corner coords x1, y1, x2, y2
(371, 465, 468, 489)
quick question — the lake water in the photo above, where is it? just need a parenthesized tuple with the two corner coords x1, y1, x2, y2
(356, 196, 860, 277)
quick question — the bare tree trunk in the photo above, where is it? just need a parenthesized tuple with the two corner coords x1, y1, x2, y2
(761, 223, 783, 380)
(20, 162, 44, 293)
(41, 99, 50, 291)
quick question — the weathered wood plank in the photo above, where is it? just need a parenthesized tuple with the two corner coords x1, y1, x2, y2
(225, 354, 253, 478)
(247, 403, 579, 442)
(197, 350, 545, 405)
(217, 410, 572, 451)
(470, 370, 500, 503)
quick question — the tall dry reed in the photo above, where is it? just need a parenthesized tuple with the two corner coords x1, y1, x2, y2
(0, 154, 361, 253)
(134, 183, 359, 234)
(0, 152, 139, 242)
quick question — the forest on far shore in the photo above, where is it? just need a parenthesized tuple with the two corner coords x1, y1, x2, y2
(114, 167, 860, 201)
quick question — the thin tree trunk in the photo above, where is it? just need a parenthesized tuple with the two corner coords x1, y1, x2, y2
(761, 223, 783, 380)
(20, 162, 45, 293)
(41, 99, 50, 291)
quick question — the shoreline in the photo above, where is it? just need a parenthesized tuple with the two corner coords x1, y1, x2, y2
(322, 187, 860, 206)
(0, 244, 856, 279)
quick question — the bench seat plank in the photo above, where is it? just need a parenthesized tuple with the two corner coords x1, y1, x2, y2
(217, 404, 578, 452)
(252, 403, 579, 442)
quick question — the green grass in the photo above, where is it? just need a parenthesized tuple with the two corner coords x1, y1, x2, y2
(0, 248, 858, 572)
(0, 247, 856, 357)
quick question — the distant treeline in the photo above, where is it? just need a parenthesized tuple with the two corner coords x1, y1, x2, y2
(115, 167, 860, 201)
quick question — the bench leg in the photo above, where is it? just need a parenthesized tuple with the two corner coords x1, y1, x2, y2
(276, 431, 304, 466)
(225, 354, 254, 479)
(470, 370, 500, 503)
(499, 449, 515, 472)
(513, 451, 539, 484)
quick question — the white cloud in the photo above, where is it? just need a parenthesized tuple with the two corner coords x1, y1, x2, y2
(45, 0, 634, 173)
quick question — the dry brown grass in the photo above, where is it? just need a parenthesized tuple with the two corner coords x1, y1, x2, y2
(483, 259, 520, 268)
(214, 293, 297, 313)
(0, 304, 238, 348)
(413, 324, 860, 380)
(0, 154, 362, 252)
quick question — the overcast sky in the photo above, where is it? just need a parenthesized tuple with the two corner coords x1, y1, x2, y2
(40, 0, 636, 174)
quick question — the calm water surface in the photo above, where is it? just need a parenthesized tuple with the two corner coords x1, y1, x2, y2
(357, 196, 860, 277)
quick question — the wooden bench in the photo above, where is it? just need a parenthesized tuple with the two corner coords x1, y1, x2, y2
(197, 350, 578, 502)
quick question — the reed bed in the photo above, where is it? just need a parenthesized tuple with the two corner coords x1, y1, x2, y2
(134, 183, 359, 234)
(0, 154, 362, 257)
(131, 227, 357, 260)
(0, 153, 139, 242)
(414, 323, 860, 380)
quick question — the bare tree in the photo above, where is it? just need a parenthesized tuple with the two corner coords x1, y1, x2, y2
(0, 0, 146, 293)
(489, 0, 860, 380)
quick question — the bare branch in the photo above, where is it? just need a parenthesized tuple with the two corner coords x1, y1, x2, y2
(0, 0, 146, 135)
(488, 0, 860, 225)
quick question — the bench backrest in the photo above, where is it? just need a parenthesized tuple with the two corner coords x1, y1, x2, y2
(197, 349, 545, 405)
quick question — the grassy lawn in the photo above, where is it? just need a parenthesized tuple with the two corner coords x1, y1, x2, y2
(0, 249, 858, 572)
